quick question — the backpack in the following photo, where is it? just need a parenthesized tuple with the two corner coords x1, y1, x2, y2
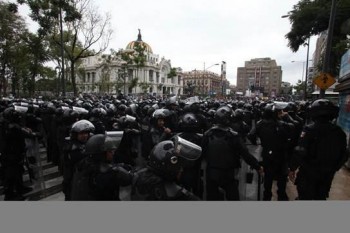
(203, 126, 240, 169)
(307, 124, 347, 172)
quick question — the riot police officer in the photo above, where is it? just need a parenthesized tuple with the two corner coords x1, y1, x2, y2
(254, 102, 294, 201)
(70, 133, 133, 200)
(289, 99, 348, 200)
(131, 136, 201, 200)
(62, 120, 95, 200)
(202, 106, 263, 200)
(1, 107, 36, 200)
(176, 113, 203, 198)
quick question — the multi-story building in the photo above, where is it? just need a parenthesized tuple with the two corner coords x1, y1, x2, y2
(236, 58, 282, 97)
(307, 66, 315, 94)
(182, 70, 222, 96)
(76, 30, 183, 96)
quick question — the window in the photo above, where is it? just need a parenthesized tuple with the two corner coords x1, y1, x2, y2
(92, 72, 95, 84)
(149, 70, 154, 82)
(87, 73, 91, 83)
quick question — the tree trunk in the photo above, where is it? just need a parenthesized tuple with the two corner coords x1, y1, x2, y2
(71, 60, 77, 96)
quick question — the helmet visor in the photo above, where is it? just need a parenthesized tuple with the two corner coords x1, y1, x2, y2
(172, 136, 201, 161)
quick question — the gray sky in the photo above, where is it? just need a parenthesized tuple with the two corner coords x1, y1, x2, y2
(18, 0, 317, 86)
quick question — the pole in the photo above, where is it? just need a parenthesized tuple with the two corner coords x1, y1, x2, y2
(59, 7, 66, 97)
(304, 38, 310, 100)
(320, 0, 337, 98)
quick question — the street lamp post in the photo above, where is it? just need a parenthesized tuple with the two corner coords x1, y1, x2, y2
(203, 63, 219, 95)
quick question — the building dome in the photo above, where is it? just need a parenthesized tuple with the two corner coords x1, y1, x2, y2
(126, 29, 153, 54)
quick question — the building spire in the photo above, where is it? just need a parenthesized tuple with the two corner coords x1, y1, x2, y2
(137, 29, 142, 41)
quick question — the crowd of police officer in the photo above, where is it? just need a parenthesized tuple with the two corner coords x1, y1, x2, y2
(0, 93, 348, 201)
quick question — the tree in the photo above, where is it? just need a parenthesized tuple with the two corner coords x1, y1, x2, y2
(285, 0, 350, 76)
(18, 0, 111, 96)
(62, 0, 112, 96)
(292, 79, 305, 96)
(167, 68, 177, 79)
(0, 2, 28, 96)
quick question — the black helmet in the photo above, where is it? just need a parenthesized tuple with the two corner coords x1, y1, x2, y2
(148, 136, 201, 180)
(89, 108, 107, 121)
(152, 108, 170, 120)
(117, 104, 127, 112)
(178, 113, 199, 131)
(71, 120, 95, 134)
(85, 133, 123, 162)
(215, 106, 232, 125)
(3, 107, 23, 123)
(309, 99, 338, 120)
(234, 109, 245, 121)
(117, 115, 137, 130)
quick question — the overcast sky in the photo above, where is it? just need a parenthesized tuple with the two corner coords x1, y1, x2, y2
(18, 0, 317, 86)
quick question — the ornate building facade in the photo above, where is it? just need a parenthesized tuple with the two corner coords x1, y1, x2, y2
(76, 30, 183, 96)
(182, 70, 222, 96)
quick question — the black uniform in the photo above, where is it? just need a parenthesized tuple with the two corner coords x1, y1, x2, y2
(1, 122, 35, 200)
(289, 99, 348, 200)
(256, 118, 293, 200)
(290, 121, 347, 200)
(202, 125, 261, 200)
(71, 157, 133, 200)
(131, 167, 199, 200)
(62, 140, 86, 200)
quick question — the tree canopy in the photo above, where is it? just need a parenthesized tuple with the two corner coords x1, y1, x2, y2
(285, 0, 350, 76)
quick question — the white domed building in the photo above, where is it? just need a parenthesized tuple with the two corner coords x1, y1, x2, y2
(76, 30, 183, 97)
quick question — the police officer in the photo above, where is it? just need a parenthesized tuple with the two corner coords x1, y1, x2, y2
(202, 106, 264, 200)
(148, 109, 173, 151)
(62, 120, 95, 200)
(131, 136, 201, 200)
(289, 99, 348, 200)
(176, 113, 203, 198)
(1, 107, 36, 200)
(70, 133, 133, 200)
(254, 102, 294, 201)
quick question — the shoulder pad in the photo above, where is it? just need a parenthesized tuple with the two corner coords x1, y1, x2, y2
(164, 182, 183, 198)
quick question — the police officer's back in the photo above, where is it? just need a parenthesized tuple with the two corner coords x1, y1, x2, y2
(254, 102, 294, 201)
(289, 99, 348, 200)
(202, 106, 263, 200)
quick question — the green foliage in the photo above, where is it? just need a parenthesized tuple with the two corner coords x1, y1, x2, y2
(285, 0, 350, 76)
(17, 0, 81, 36)
(129, 77, 138, 89)
(292, 79, 305, 94)
(167, 68, 177, 79)
(139, 81, 151, 93)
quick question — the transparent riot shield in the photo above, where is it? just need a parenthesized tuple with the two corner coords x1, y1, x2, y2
(25, 136, 46, 194)
(238, 143, 263, 201)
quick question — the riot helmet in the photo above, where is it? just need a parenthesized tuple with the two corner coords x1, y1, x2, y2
(309, 99, 339, 121)
(148, 136, 201, 180)
(85, 133, 123, 162)
(178, 113, 199, 131)
(214, 106, 232, 125)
